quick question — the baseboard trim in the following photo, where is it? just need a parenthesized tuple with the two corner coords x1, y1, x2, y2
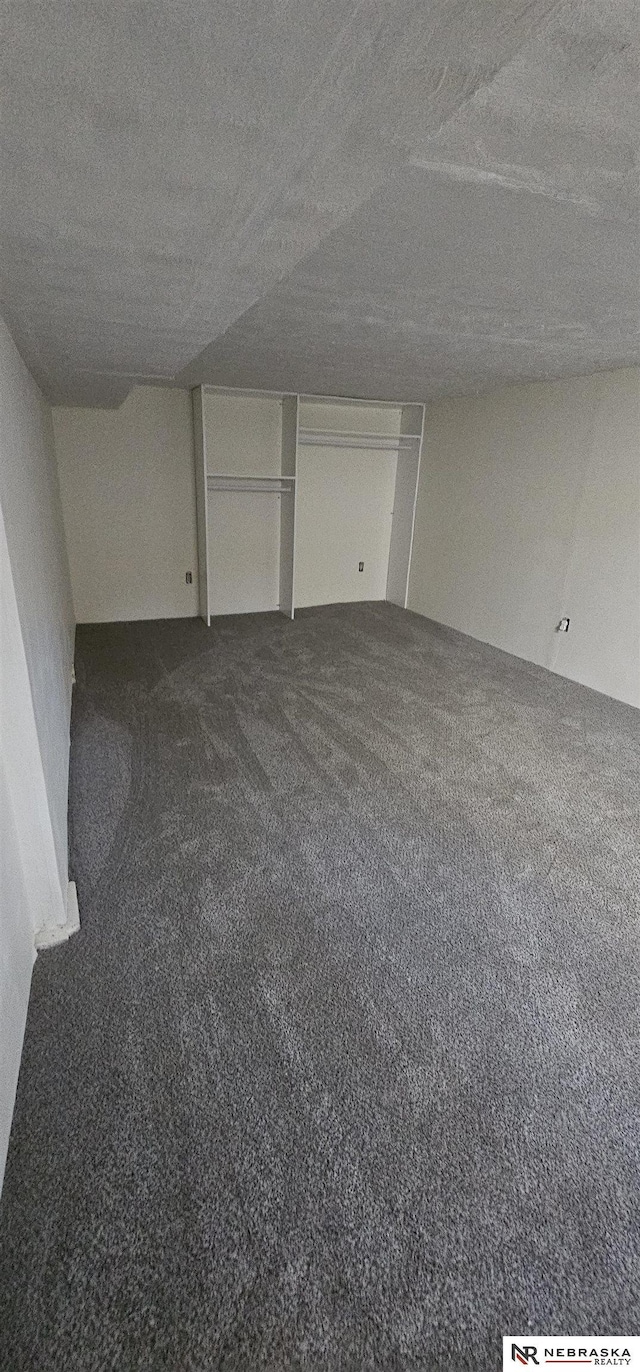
(35, 882, 81, 950)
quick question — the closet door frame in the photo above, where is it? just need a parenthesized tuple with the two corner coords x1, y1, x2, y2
(386, 403, 425, 609)
(279, 394, 298, 619)
(192, 386, 210, 625)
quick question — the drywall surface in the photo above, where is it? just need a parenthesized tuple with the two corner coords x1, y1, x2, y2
(552, 370, 640, 704)
(299, 402, 401, 438)
(0, 315, 74, 888)
(295, 446, 397, 608)
(202, 393, 283, 477)
(54, 387, 199, 623)
(207, 492, 281, 617)
(0, 759, 35, 1192)
(0, 314, 74, 1189)
(408, 368, 640, 707)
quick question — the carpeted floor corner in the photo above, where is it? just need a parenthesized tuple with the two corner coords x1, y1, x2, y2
(1, 601, 639, 1370)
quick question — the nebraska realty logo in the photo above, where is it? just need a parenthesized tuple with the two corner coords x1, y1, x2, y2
(502, 1339, 640, 1369)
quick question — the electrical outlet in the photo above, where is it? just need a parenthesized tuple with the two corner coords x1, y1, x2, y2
(557, 616, 570, 633)
(186, 571, 193, 584)
(358, 561, 364, 572)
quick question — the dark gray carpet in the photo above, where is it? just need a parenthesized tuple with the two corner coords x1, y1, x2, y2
(1, 602, 639, 1370)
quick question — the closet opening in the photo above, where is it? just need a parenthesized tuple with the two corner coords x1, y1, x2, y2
(193, 388, 424, 624)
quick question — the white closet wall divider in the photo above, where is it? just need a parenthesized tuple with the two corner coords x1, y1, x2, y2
(279, 394, 298, 619)
(192, 386, 209, 623)
(386, 403, 424, 608)
(192, 386, 423, 624)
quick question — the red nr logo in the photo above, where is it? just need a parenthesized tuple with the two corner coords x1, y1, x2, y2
(512, 1347, 539, 1366)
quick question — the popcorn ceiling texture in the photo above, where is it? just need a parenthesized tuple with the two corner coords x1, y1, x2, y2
(1, 0, 637, 405)
(0, 602, 638, 1369)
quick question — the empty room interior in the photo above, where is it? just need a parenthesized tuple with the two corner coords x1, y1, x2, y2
(1, 1, 639, 1368)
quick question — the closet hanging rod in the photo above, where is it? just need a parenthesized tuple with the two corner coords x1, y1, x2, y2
(297, 429, 420, 451)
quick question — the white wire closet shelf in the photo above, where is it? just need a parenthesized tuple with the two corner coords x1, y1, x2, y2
(297, 429, 420, 452)
(206, 474, 295, 492)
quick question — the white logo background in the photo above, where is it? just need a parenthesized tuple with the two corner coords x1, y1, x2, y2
(503, 1337, 640, 1370)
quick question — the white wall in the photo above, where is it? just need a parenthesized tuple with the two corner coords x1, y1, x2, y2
(408, 368, 640, 707)
(0, 320, 75, 885)
(207, 493, 282, 616)
(295, 445, 397, 608)
(203, 392, 283, 476)
(0, 758, 35, 1194)
(0, 314, 75, 1189)
(300, 400, 401, 438)
(53, 387, 199, 623)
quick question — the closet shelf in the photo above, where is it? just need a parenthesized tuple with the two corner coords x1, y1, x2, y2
(206, 474, 295, 493)
(298, 429, 420, 452)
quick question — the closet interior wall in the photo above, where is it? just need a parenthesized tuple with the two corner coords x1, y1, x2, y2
(192, 388, 297, 624)
(192, 386, 423, 623)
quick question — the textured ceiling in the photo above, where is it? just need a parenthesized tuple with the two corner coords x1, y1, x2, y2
(1, 0, 638, 406)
